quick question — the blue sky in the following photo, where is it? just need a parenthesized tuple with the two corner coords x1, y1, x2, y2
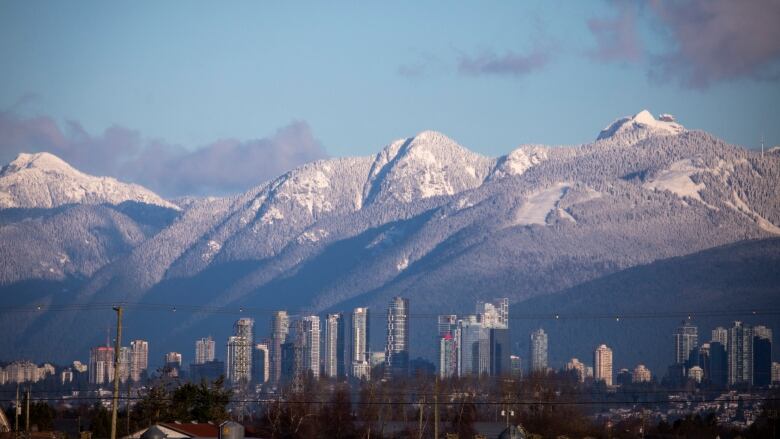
(1, 1, 779, 195)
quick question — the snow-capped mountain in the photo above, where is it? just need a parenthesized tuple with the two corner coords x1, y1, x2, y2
(0, 152, 178, 210)
(363, 130, 495, 205)
(597, 109, 685, 144)
(1, 110, 778, 367)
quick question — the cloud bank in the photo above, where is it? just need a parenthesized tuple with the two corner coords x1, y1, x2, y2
(587, 1, 643, 63)
(458, 48, 550, 77)
(0, 111, 327, 197)
(588, 0, 780, 88)
(649, 0, 780, 88)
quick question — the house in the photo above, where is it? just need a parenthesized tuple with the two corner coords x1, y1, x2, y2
(125, 422, 220, 439)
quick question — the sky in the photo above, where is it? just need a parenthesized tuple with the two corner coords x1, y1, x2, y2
(1, 1, 779, 196)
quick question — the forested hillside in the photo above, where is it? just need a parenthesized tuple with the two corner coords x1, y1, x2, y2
(1, 111, 778, 363)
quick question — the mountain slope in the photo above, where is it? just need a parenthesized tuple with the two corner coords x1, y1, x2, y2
(0, 152, 178, 210)
(512, 238, 780, 374)
(1, 111, 779, 363)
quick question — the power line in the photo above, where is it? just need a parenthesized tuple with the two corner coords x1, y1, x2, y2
(2, 302, 779, 321)
(1, 396, 777, 406)
(0, 388, 772, 397)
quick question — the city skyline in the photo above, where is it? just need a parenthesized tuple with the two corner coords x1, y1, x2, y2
(36, 305, 773, 391)
(1, 2, 778, 436)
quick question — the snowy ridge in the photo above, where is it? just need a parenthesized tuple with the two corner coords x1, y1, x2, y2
(362, 130, 495, 205)
(0, 152, 178, 210)
(4, 111, 780, 363)
(597, 110, 685, 145)
(491, 145, 548, 179)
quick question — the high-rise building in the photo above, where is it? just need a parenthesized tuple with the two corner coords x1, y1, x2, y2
(728, 321, 754, 385)
(165, 352, 182, 366)
(438, 315, 458, 337)
(163, 352, 182, 378)
(476, 299, 511, 376)
(754, 329, 772, 387)
(565, 358, 586, 383)
(129, 340, 148, 382)
(458, 315, 489, 376)
(754, 325, 773, 343)
(489, 328, 511, 376)
(270, 311, 289, 384)
(61, 369, 74, 385)
(476, 298, 509, 329)
(632, 364, 652, 383)
(195, 336, 216, 364)
(299, 315, 321, 378)
(89, 346, 114, 385)
(279, 341, 296, 383)
(712, 327, 728, 350)
(3, 361, 54, 384)
(324, 313, 346, 378)
(594, 344, 613, 386)
(688, 366, 704, 383)
(688, 343, 710, 384)
(439, 333, 458, 378)
(351, 307, 371, 380)
(385, 296, 410, 378)
(529, 328, 548, 373)
(226, 317, 254, 385)
(438, 314, 459, 379)
(772, 362, 780, 384)
(510, 356, 523, 378)
(254, 342, 270, 383)
(708, 341, 728, 388)
(226, 337, 247, 383)
(674, 320, 698, 366)
(118, 347, 132, 383)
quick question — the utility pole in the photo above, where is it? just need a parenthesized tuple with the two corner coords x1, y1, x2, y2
(126, 382, 131, 436)
(433, 377, 439, 439)
(14, 384, 19, 435)
(501, 407, 514, 429)
(25, 387, 30, 434)
(110, 306, 123, 439)
(417, 397, 424, 439)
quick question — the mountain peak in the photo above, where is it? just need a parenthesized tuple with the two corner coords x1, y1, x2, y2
(363, 131, 494, 205)
(597, 109, 685, 143)
(4, 152, 76, 176)
(388, 130, 471, 157)
(0, 152, 178, 210)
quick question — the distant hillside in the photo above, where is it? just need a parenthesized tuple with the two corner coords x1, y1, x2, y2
(512, 238, 780, 374)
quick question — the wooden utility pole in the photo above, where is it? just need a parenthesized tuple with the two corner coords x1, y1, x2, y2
(433, 377, 439, 439)
(25, 387, 30, 433)
(110, 306, 123, 439)
(14, 384, 19, 435)
(126, 382, 131, 436)
(417, 398, 424, 439)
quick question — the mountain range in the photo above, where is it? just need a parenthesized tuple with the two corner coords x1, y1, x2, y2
(1, 110, 778, 374)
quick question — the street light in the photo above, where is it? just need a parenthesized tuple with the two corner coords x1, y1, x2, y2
(500, 409, 515, 428)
